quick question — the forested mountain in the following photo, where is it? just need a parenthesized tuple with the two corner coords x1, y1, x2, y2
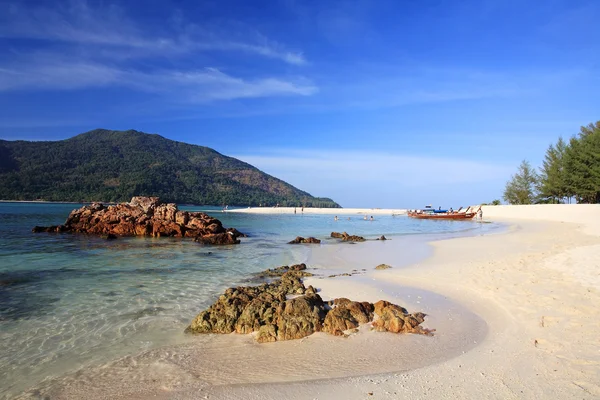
(0, 129, 340, 207)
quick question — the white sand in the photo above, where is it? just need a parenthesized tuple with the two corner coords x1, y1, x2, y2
(21, 205, 600, 399)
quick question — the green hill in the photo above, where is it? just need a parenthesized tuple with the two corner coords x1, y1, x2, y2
(0, 129, 340, 207)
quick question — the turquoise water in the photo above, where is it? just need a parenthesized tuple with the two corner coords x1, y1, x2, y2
(0, 203, 499, 398)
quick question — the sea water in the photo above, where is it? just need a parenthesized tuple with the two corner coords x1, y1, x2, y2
(0, 203, 499, 398)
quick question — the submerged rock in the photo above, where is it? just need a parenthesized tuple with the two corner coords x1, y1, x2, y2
(186, 265, 431, 342)
(256, 263, 313, 278)
(331, 232, 366, 242)
(32, 196, 245, 245)
(288, 236, 321, 244)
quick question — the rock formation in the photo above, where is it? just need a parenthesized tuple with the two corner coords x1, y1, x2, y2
(32, 196, 245, 245)
(186, 264, 432, 342)
(288, 236, 321, 244)
(375, 264, 392, 270)
(330, 232, 366, 242)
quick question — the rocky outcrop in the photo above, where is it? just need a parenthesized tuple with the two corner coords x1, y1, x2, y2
(372, 300, 430, 334)
(375, 264, 392, 270)
(330, 232, 366, 242)
(322, 298, 374, 336)
(377, 235, 388, 241)
(32, 196, 245, 245)
(256, 263, 314, 278)
(288, 236, 321, 244)
(186, 265, 431, 342)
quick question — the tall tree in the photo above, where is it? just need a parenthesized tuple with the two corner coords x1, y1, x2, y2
(503, 160, 539, 205)
(563, 122, 600, 203)
(538, 137, 568, 203)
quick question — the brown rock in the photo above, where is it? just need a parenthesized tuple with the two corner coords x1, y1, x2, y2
(32, 197, 244, 245)
(377, 235, 388, 241)
(276, 294, 327, 341)
(331, 232, 365, 242)
(372, 300, 430, 334)
(288, 236, 321, 244)
(375, 264, 392, 270)
(186, 266, 431, 342)
(257, 264, 313, 278)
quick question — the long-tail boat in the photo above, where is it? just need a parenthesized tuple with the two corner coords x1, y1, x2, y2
(407, 205, 480, 220)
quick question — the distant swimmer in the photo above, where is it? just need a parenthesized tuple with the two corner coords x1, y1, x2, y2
(334, 216, 339, 221)
(363, 215, 367, 220)
(370, 216, 374, 221)
(347, 217, 351, 221)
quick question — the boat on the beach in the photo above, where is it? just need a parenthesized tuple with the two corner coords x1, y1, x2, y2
(407, 205, 480, 220)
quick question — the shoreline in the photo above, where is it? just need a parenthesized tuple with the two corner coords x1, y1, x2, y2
(227, 207, 407, 215)
(14, 204, 600, 399)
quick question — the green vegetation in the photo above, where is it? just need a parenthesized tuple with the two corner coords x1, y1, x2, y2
(503, 121, 600, 204)
(482, 200, 502, 206)
(0, 129, 340, 207)
(503, 160, 539, 205)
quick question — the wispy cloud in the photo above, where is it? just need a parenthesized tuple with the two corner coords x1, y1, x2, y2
(0, 0, 313, 100)
(0, 0, 306, 65)
(0, 58, 317, 100)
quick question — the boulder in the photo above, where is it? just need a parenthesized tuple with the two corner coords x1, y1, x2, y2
(186, 266, 431, 342)
(32, 197, 244, 245)
(288, 236, 321, 244)
(322, 298, 374, 336)
(276, 294, 327, 341)
(257, 263, 313, 278)
(377, 235, 388, 241)
(375, 264, 392, 270)
(331, 232, 366, 242)
(372, 300, 431, 334)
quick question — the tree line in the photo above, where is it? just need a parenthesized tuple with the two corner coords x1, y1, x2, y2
(503, 121, 600, 204)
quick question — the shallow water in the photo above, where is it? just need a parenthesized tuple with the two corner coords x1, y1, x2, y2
(0, 203, 500, 398)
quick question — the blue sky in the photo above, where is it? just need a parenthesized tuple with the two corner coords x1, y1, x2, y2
(1, 0, 599, 207)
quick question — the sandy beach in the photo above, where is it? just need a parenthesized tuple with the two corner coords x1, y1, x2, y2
(20, 204, 600, 399)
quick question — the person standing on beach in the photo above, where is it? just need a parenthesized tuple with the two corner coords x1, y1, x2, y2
(294, 207, 297, 214)
(478, 208, 483, 220)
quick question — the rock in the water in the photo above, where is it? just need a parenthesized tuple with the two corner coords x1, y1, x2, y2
(257, 263, 313, 278)
(186, 266, 431, 342)
(377, 235, 387, 241)
(330, 232, 366, 242)
(375, 264, 392, 270)
(32, 197, 244, 245)
(288, 236, 321, 244)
